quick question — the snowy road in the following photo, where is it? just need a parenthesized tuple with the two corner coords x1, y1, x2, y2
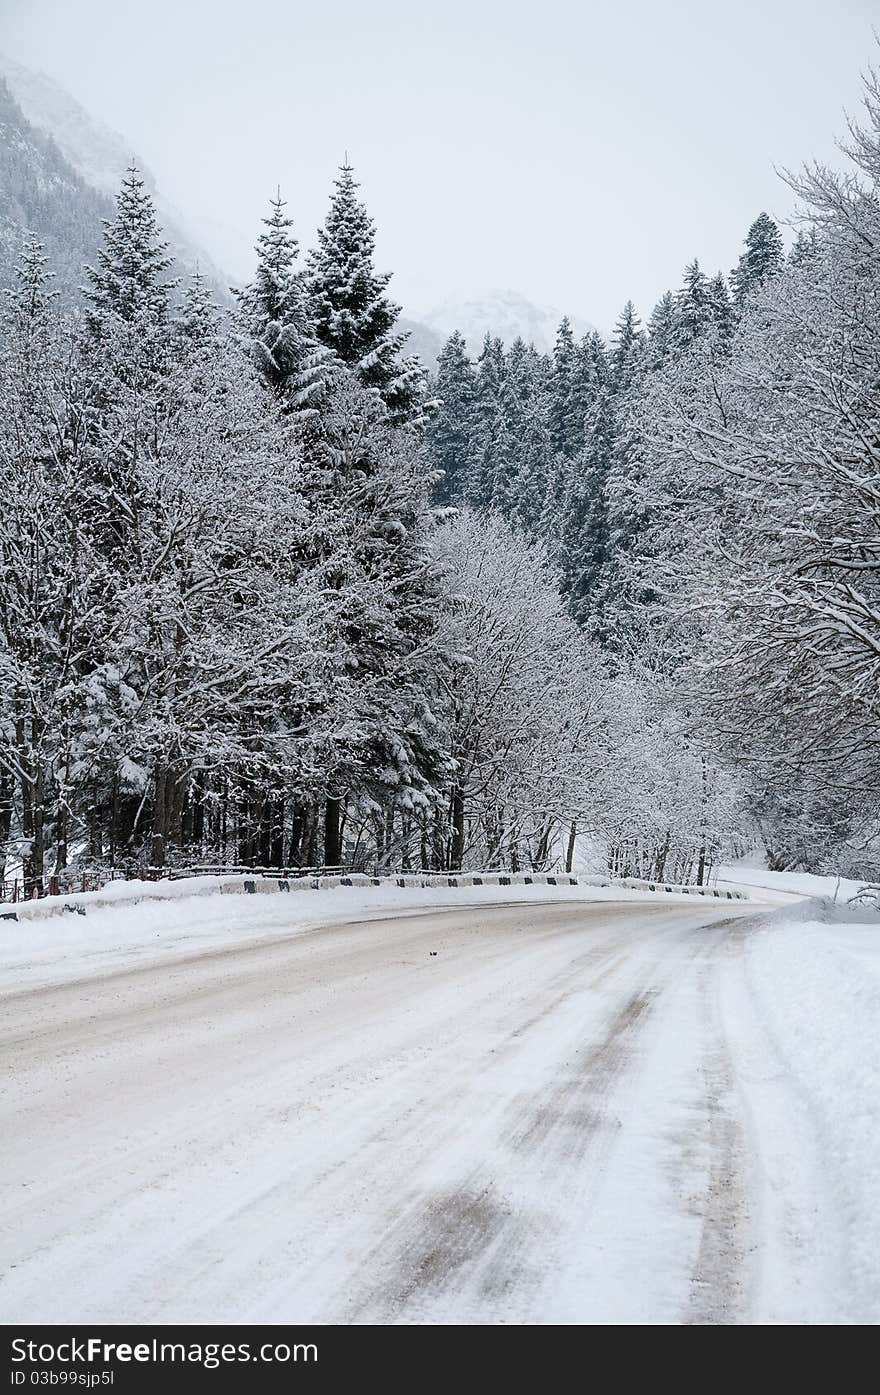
(0, 895, 867, 1323)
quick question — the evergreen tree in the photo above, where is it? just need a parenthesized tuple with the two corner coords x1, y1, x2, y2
(429, 331, 476, 504)
(671, 259, 713, 352)
(513, 393, 553, 534)
(549, 317, 578, 454)
(305, 375, 451, 865)
(731, 212, 784, 305)
(468, 334, 506, 507)
(177, 267, 222, 346)
(552, 328, 606, 459)
(84, 165, 174, 335)
(236, 192, 328, 411)
(789, 227, 818, 266)
(646, 290, 676, 366)
(558, 388, 615, 628)
(707, 271, 734, 341)
(610, 300, 645, 389)
(306, 162, 424, 422)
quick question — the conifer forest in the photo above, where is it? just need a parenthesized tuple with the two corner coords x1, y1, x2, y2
(1, 61, 880, 897)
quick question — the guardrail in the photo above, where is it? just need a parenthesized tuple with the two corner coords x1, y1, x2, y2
(0, 866, 749, 923)
(0, 864, 350, 903)
(616, 877, 747, 900)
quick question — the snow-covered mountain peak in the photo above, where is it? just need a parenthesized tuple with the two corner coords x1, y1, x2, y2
(420, 289, 595, 355)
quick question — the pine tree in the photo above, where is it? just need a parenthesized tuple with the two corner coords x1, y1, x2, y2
(672, 260, 713, 352)
(646, 290, 676, 367)
(236, 192, 329, 411)
(177, 267, 222, 345)
(731, 212, 784, 305)
(707, 271, 734, 341)
(789, 227, 818, 266)
(549, 317, 577, 454)
(305, 374, 450, 865)
(468, 334, 506, 507)
(429, 331, 476, 504)
(610, 300, 644, 389)
(558, 388, 615, 628)
(513, 394, 553, 534)
(84, 166, 175, 334)
(306, 162, 424, 422)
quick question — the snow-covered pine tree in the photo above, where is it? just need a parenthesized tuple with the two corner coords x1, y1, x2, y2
(235, 191, 329, 412)
(789, 227, 818, 265)
(610, 300, 644, 388)
(731, 212, 784, 305)
(707, 271, 734, 342)
(494, 337, 535, 515)
(646, 290, 676, 367)
(176, 267, 222, 346)
(428, 331, 477, 504)
(467, 333, 506, 507)
(513, 390, 553, 534)
(303, 373, 451, 867)
(84, 165, 175, 342)
(558, 388, 616, 630)
(671, 260, 713, 352)
(0, 237, 103, 888)
(549, 317, 578, 455)
(306, 162, 425, 423)
(572, 331, 608, 438)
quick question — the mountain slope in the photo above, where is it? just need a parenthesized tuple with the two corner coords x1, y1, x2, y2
(0, 74, 113, 295)
(0, 54, 230, 300)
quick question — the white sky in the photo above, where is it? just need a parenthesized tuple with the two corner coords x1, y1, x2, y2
(0, 0, 876, 329)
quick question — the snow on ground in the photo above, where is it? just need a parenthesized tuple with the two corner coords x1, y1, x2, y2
(2, 868, 879, 1323)
(740, 901, 880, 1322)
(712, 860, 869, 904)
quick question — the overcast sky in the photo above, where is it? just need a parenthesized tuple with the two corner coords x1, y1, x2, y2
(0, 0, 876, 329)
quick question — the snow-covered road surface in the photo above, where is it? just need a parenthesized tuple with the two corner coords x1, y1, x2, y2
(1, 894, 876, 1323)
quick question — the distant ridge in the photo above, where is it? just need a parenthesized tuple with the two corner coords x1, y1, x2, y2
(420, 289, 596, 356)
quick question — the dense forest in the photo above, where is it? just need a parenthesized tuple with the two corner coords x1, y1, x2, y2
(1, 67, 879, 893)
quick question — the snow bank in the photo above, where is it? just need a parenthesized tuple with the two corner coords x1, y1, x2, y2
(714, 863, 868, 904)
(746, 908, 880, 1321)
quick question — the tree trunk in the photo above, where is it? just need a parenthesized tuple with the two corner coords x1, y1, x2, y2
(0, 767, 13, 881)
(449, 787, 465, 871)
(151, 765, 168, 868)
(324, 795, 342, 869)
(288, 801, 304, 866)
(565, 821, 577, 874)
(270, 797, 285, 868)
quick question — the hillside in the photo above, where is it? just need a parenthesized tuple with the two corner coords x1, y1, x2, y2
(0, 74, 114, 296)
(0, 54, 229, 300)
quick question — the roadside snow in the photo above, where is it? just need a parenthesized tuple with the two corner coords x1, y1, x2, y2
(743, 904, 880, 1322)
(713, 862, 867, 904)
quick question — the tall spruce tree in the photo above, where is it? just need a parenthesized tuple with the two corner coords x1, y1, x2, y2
(306, 162, 424, 422)
(84, 165, 174, 337)
(429, 331, 476, 504)
(731, 212, 784, 305)
(236, 192, 329, 411)
(671, 259, 713, 352)
(610, 300, 644, 388)
(549, 317, 578, 454)
(177, 267, 222, 346)
(646, 290, 676, 366)
(707, 270, 734, 341)
(468, 333, 506, 507)
(559, 388, 615, 629)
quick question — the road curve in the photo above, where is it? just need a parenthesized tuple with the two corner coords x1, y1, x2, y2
(0, 897, 843, 1323)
